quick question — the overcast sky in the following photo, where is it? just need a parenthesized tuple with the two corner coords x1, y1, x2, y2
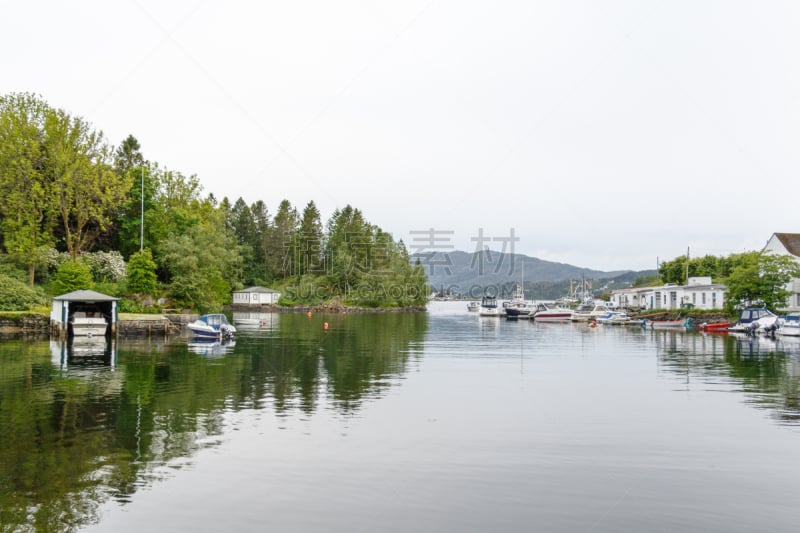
(3, 1, 799, 271)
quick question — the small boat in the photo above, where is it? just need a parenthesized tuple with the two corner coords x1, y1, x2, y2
(187, 313, 237, 339)
(698, 321, 731, 332)
(69, 311, 108, 338)
(776, 313, 800, 336)
(596, 311, 632, 325)
(505, 305, 534, 318)
(532, 303, 574, 322)
(647, 317, 691, 330)
(478, 296, 500, 317)
(571, 303, 611, 322)
(595, 312, 619, 325)
(467, 301, 480, 312)
(727, 307, 779, 334)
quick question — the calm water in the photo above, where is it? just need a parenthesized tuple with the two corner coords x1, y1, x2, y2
(2, 301, 800, 532)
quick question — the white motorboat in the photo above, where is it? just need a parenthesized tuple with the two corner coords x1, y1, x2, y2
(596, 311, 631, 325)
(532, 303, 574, 322)
(479, 296, 500, 317)
(727, 308, 779, 334)
(571, 303, 611, 322)
(467, 301, 480, 312)
(187, 313, 237, 339)
(69, 311, 108, 337)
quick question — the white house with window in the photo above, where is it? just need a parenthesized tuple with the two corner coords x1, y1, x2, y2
(232, 286, 281, 305)
(610, 277, 726, 311)
(762, 232, 800, 310)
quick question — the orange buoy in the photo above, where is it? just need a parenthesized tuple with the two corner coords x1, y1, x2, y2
(307, 311, 312, 318)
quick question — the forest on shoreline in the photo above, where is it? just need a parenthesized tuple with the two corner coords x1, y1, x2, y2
(0, 92, 427, 313)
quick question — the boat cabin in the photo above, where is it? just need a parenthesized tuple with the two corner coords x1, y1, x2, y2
(481, 296, 497, 308)
(737, 307, 776, 324)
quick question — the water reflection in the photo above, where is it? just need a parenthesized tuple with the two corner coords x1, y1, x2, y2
(655, 331, 800, 426)
(232, 311, 280, 332)
(187, 337, 237, 357)
(50, 337, 117, 369)
(0, 311, 427, 532)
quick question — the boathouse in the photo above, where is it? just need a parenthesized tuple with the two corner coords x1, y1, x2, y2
(50, 290, 119, 338)
(232, 286, 281, 305)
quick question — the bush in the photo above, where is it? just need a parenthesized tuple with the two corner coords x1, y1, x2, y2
(49, 260, 94, 295)
(0, 255, 28, 283)
(0, 274, 48, 310)
(127, 249, 157, 294)
(83, 251, 127, 282)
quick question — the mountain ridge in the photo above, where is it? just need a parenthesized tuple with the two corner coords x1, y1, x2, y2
(413, 250, 656, 299)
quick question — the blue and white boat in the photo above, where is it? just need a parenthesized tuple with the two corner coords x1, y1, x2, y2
(728, 307, 779, 334)
(187, 313, 237, 339)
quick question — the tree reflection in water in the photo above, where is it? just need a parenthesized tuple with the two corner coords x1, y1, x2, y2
(0, 311, 427, 532)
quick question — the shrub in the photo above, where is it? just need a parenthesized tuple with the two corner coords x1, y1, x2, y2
(49, 260, 94, 295)
(83, 251, 127, 282)
(127, 249, 158, 295)
(0, 274, 48, 310)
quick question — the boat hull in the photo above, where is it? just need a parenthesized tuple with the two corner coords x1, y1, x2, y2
(648, 319, 688, 330)
(533, 313, 573, 322)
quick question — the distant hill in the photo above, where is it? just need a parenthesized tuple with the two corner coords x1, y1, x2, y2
(413, 250, 656, 300)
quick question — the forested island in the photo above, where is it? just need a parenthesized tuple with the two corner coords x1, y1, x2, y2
(0, 92, 427, 313)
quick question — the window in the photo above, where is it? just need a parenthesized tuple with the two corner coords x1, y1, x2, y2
(692, 293, 696, 304)
(702, 293, 706, 305)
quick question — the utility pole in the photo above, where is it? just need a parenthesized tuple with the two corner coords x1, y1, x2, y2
(685, 246, 690, 285)
(140, 165, 145, 252)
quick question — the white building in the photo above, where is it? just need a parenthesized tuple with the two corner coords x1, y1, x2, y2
(762, 233, 800, 310)
(232, 286, 281, 305)
(610, 277, 726, 311)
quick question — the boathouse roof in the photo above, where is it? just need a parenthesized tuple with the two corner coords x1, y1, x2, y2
(233, 286, 280, 294)
(52, 290, 120, 302)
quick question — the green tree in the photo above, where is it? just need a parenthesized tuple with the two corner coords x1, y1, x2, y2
(159, 221, 243, 312)
(658, 255, 687, 284)
(49, 259, 94, 294)
(268, 199, 298, 279)
(44, 108, 132, 258)
(0, 92, 54, 285)
(114, 134, 143, 175)
(248, 200, 272, 283)
(148, 168, 206, 250)
(127, 248, 158, 295)
(724, 252, 800, 312)
(297, 200, 323, 276)
(632, 274, 661, 288)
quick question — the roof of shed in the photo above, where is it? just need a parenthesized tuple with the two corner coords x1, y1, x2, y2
(234, 286, 280, 294)
(52, 290, 119, 302)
